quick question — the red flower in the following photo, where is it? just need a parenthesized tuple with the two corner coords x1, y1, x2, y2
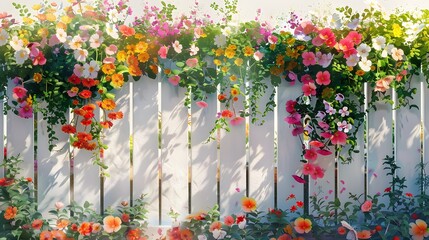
(68, 74, 81, 85)
(221, 109, 234, 118)
(296, 201, 304, 208)
(61, 124, 76, 134)
(384, 187, 391, 193)
(78, 90, 92, 99)
(81, 78, 97, 88)
(118, 25, 135, 37)
(290, 205, 297, 213)
(405, 192, 413, 197)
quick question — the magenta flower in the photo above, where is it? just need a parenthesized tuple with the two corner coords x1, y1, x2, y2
(311, 165, 325, 180)
(317, 149, 332, 156)
(158, 45, 169, 59)
(286, 100, 297, 114)
(318, 121, 330, 130)
(32, 51, 46, 66)
(12, 86, 27, 99)
(316, 71, 331, 85)
(302, 163, 315, 175)
(292, 126, 304, 136)
(292, 175, 306, 184)
(230, 117, 245, 126)
(300, 74, 313, 84)
(267, 35, 278, 44)
(302, 52, 316, 66)
(331, 131, 347, 145)
(302, 82, 316, 96)
(18, 102, 33, 118)
(304, 148, 318, 161)
(321, 132, 333, 139)
(285, 113, 301, 125)
(168, 75, 180, 86)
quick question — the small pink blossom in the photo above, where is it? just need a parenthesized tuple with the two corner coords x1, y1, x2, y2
(317, 149, 332, 156)
(168, 75, 180, 86)
(267, 35, 278, 44)
(321, 132, 333, 139)
(172, 40, 182, 53)
(304, 148, 318, 161)
(196, 101, 208, 108)
(103, 57, 116, 64)
(285, 113, 301, 125)
(186, 58, 198, 68)
(374, 75, 394, 92)
(318, 121, 330, 130)
(105, 44, 118, 55)
(32, 51, 47, 66)
(302, 163, 315, 175)
(55, 202, 64, 209)
(302, 52, 316, 66)
(18, 102, 33, 118)
(361, 200, 372, 212)
(331, 131, 347, 145)
(12, 86, 27, 99)
(302, 82, 316, 96)
(158, 45, 169, 59)
(253, 51, 264, 61)
(309, 140, 324, 148)
(316, 71, 331, 85)
(311, 165, 325, 180)
(73, 64, 84, 78)
(301, 74, 313, 84)
(230, 117, 245, 126)
(292, 126, 304, 136)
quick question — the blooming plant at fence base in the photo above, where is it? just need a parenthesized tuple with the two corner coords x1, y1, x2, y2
(0, 155, 149, 239)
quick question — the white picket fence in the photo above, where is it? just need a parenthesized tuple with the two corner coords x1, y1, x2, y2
(1, 73, 428, 227)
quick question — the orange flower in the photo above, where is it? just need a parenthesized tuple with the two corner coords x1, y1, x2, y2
(337, 226, 347, 235)
(409, 219, 429, 239)
(78, 90, 92, 99)
(4, 206, 17, 220)
(56, 219, 69, 229)
(39, 230, 53, 240)
(129, 64, 143, 76)
(103, 215, 122, 233)
(51, 230, 66, 240)
(78, 222, 92, 236)
(111, 73, 125, 89)
(209, 221, 222, 232)
(101, 99, 116, 111)
(32, 219, 43, 230)
(33, 73, 42, 83)
(356, 230, 371, 239)
(277, 234, 292, 240)
(138, 52, 150, 63)
(293, 217, 312, 234)
(180, 229, 193, 240)
(126, 228, 142, 240)
(102, 63, 116, 75)
(61, 124, 76, 134)
(118, 25, 135, 37)
(241, 196, 257, 212)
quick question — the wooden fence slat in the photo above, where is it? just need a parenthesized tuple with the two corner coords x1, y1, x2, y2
(133, 77, 160, 225)
(219, 91, 246, 216)
(103, 85, 131, 210)
(160, 79, 189, 225)
(396, 75, 421, 195)
(0, 99, 3, 178)
(191, 94, 218, 213)
(37, 115, 70, 216)
(73, 110, 100, 212)
(248, 83, 275, 211)
(423, 74, 429, 193)
(277, 82, 304, 210)
(367, 89, 393, 204)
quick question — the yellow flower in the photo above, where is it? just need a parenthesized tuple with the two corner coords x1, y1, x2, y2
(32, 4, 42, 10)
(23, 17, 35, 25)
(138, 52, 150, 63)
(134, 33, 145, 40)
(213, 59, 222, 66)
(243, 46, 254, 57)
(37, 28, 49, 38)
(269, 44, 276, 50)
(221, 66, 229, 73)
(231, 88, 240, 96)
(296, 45, 305, 51)
(26, 95, 33, 106)
(111, 73, 125, 89)
(61, 15, 72, 24)
(215, 48, 224, 57)
(392, 23, 402, 38)
(33, 73, 42, 83)
(117, 51, 127, 62)
(276, 54, 284, 66)
(225, 49, 236, 59)
(164, 68, 171, 75)
(46, 13, 57, 22)
(229, 75, 237, 81)
(287, 37, 296, 45)
(135, 41, 148, 53)
(102, 63, 116, 75)
(234, 58, 243, 66)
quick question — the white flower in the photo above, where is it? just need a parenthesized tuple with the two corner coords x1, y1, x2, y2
(372, 36, 386, 51)
(0, 29, 9, 46)
(10, 35, 24, 51)
(364, 0, 381, 10)
(253, 51, 264, 61)
(197, 235, 207, 240)
(221, 26, 232, 37)
(82, 60, 100, 79)
(347, 18, 360, 30)
(381, 44, 394, 58)
(358, 58, 372, 72)
(74, 49, 88, 62)
(212, 229, 227, 239)
(172, 40, 182, 53)
(14, 48, 30, 65)
(356, 44, 371, 58)
(337, 121, 353, 133)
(238, 218, 247, 229)
(391, 47, 404, 61)
(339, 106, 350, 117)
(328, 13, 342, 29)
(189, 43, 199, 56)
(89, 33, 103, 49)
(106, 23, 119, 39)
(346, 54, 359, 67)
(108, 9, 119, 22)
(69, 35, 83, 50)
(56, 28, 67, 43)
(214, 34, 227, 48)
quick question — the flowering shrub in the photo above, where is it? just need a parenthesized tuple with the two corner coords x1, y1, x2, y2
(0, 155, 149, 239)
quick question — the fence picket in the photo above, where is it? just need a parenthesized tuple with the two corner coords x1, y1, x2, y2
(160, 79, 189, 225)
(103, 85, 131, 210)
(248, 83, 275, 211)
(37, 114, 70, 216)
(277, 81, 304, 210)
(0, 99, 3, 178)
(132, 77, 160, 225)
(191, 94, 218, 213)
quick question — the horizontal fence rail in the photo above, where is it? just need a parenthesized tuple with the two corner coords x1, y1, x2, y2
(1, 73, 428, 226)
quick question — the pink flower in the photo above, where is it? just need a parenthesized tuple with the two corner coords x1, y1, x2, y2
(302, 52, 316, 66)
(316, 71, 331, 85)
(55, 202, 64, 209)
(172, 40, 182, 53)
(374, 75, 394, 92)
(292, 175, 306, 184)
(311, 165, 325, 179)
(304, 148, 318, 161)
(12, 86, 27, 99)
(317, 149, 332, 156)
(224, 215, 234, 226)
(346, 31, 362, 45)
(331, 131, 347, 145)
(105, 44, 118, 55)
(302, 82, 316, 96)
(18, 102, 33, 118)
(285, 113, 301, 125)
(158, 45, 169, 59)
(196, 101, 208, 108)
(253, 51, 264, 61)
(294, 21, 316, 35)
(230, 117, 245, 126)
(361, 200, 372, 212)
(311, 36, 324, 47)
(268, 35, 278, 44)
(168, 75, 180, 86)
(103, 57, 116, 64)
(118, 25, 135, 37)
(309, 140, 324, 148)
(318, 121, 330, 130)
(292, 126, 304, 136)
(301, 74, 313, 84)
(186, 58, 198, 68)
(318, 28, 335, 41)
(321, 132, 332, 139)
(286, 100, 297, 114)
(73, 64, 84, 78)
(32, 51, 46, 65)
(302, 163, 315, 175)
